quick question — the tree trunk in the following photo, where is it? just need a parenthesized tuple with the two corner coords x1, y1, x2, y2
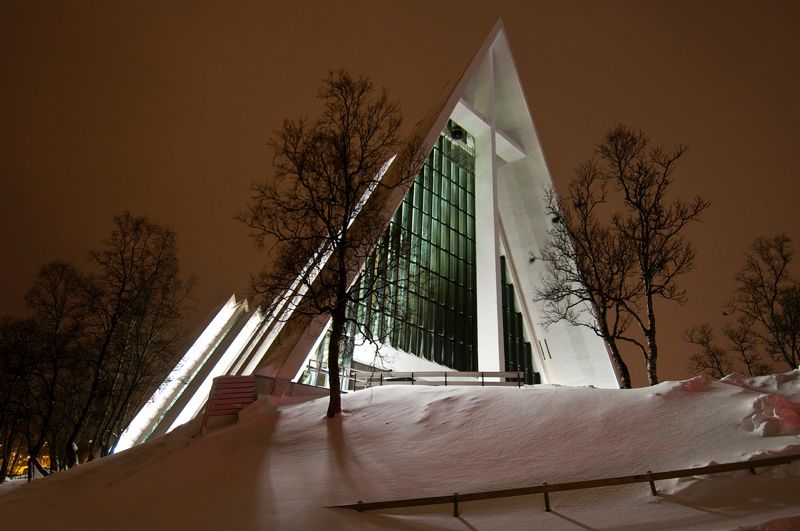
(606, 339, 631, 389)
(26, 432, 49, 481)
(102, 372, 141, 455)
(326, 306, 346, 418)
(65, 441, 78, 468)
(645, 295, 659, 385)
(598, 314, 631, 389)
(27, 456, 49, 481)
(10, 450, 22, 477)
(0, 432, 16, 481)
(68, 311, 121, 453)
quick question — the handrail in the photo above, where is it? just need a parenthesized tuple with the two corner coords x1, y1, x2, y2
(303, 359, 526, 389)
(330, 452, 800, 516)
(302, 360, 377, 390)
(369, 371, 525, 388)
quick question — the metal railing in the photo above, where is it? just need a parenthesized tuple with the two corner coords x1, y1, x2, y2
(330, 452, 800, 517)
(365, 370, 526, 387)
(301, 359, 372, 391)
(302, 359, 527, 391)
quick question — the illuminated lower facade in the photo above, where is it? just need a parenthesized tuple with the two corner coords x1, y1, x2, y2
(304, 121, 540, 386)
(116, 21, 618, 452)
(346, 125, 481, 372)
(116, 296, 262, 451)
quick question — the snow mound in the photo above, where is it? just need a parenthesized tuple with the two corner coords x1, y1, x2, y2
(2, 371, 800, 530)
(750, 515, 800, 530)
(675, 374, 713, 393)
(742, 393, 800, 436)
(722, 369, 800, 397)
(719, 371, 800, 437)
(647, 374, 714, 398)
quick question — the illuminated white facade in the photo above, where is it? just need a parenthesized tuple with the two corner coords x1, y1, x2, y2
(253, 21, 618, 389)
(116, 296, 259, 451)
(116, 22, 618, 452)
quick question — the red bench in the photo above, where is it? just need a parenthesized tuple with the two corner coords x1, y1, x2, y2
(201, 375, 258, 430)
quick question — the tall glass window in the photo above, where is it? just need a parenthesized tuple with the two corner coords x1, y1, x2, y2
(348, 121, 478, 371)
(500, 256, 539, 384)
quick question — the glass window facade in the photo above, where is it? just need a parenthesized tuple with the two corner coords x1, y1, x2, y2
(347, 122, 478, 371)
(500, 256, 539, 384)
(337, 121, 539, 383)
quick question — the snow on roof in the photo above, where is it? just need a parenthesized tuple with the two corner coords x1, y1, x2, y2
(2, 371, 799, 529)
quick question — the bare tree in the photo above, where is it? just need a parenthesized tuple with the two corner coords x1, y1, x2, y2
(538, 125, 709, 386)
(0, 317, 41, 481)
(239, 70, 422, 417)
(0, 212, 193, 476)
(684, 319, 772, 379)
(731, 235, 799, 370)
(723, 317, 772, 376)
(75, 212, 194, 459)
(22, 262, 88, 474)
(603, 126, 710, 385)
(537, 162, 638, 388)
(685, 323, 734, 379)
(684, 235, 797, 379)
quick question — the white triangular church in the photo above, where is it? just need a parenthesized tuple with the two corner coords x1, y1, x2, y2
(116, 21, 618, 452)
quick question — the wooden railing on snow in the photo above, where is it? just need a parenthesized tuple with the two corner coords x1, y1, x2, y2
(331, 452, 800, 516)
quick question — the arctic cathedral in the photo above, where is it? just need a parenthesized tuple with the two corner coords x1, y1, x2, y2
(116, 22, 619, 452)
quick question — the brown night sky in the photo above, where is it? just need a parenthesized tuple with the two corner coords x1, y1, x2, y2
(1, 1, 798, 386)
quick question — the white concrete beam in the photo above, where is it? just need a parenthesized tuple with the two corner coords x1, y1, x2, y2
(451, 99, 525, 163)
(472, 51, 505, 373)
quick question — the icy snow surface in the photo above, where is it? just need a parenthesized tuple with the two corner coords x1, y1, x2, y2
(2, 371, 800, 530)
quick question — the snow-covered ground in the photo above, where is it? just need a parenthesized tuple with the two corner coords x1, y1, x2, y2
(2, 372, 799, 530)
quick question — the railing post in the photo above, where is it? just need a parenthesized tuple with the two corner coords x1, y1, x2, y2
(453, 493, 459, 517)
(543, 482, 550, 512)
(444, 372, 448, 386)
(411, 372, 414, 385)
(647, 471, 657, 496)
(481, 372, 485, 386)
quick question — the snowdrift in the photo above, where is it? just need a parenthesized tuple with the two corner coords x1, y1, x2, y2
(2, 371, 799, 530)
